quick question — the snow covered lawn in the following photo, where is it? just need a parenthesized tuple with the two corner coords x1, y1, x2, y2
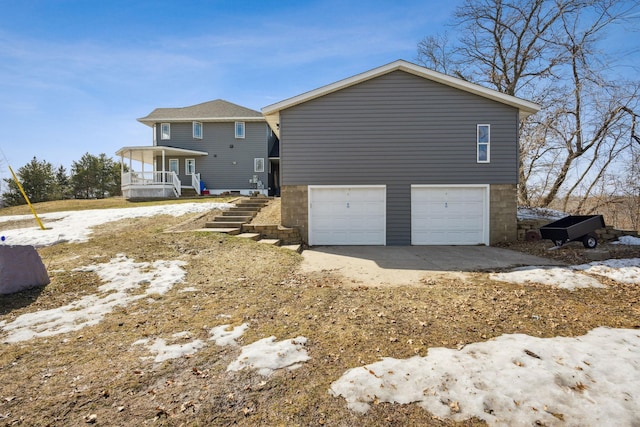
(330, 327, 640, 425)
(0, 202, 233, 247)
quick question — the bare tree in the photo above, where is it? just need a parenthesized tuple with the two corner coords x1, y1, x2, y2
(417, 0, 640, 209)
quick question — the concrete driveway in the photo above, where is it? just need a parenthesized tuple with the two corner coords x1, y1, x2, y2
(301, 246, 563, 287)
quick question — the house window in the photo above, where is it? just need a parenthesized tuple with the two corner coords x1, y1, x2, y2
(254, 158, 264, 173)
(193, 121, 202, 139)
(477, 124, 490, 163)
(235, 121, 245, 139)
(161, 123, 171, 140)
(185, 159, 195, 175)
(169, 159, 179, 174)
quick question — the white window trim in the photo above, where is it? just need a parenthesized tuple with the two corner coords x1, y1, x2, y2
(235, 121, 245, 139)
(161, 123, 171, 140)
(193, 121, 203, 139)
(254, 158, 265, 173)
(477, 124, 490, 163)
(185, 159, 195, 175)
(169, 159, 179, 175)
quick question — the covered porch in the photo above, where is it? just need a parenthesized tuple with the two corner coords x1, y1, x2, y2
(116, 146, 208, 199)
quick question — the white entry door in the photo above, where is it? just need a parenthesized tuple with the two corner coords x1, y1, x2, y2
(308, 186, 386, 245)
(411, 185, 489, 245)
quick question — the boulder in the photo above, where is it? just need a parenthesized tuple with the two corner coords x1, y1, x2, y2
(0, 245, 50, 295)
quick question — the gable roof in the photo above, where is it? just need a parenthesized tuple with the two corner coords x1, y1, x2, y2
(262, 60, 541, 137)
(138, 99, 264, 126)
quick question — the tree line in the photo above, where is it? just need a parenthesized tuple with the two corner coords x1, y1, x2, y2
(1, 153, 123, 206)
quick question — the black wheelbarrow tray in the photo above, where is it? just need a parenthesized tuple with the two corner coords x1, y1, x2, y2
(539, 215, 605, 248)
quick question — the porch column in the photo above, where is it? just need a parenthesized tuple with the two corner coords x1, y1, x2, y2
(162, 150, 166, 183)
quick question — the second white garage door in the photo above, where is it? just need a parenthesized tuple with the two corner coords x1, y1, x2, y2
(411, 185, 489, 245)
(308, 186, 386, 245)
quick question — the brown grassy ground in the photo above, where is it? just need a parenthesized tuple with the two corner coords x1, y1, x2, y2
(1, 199, 639, 426)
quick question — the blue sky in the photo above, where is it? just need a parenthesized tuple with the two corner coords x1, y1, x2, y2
(0, 0, 638, 184)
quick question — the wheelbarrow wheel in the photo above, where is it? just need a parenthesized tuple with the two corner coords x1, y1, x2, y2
(582, 234, 598, 249)
(554, 240, 564, 247)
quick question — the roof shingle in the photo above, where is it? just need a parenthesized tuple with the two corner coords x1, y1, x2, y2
(138, 99, 263, 125)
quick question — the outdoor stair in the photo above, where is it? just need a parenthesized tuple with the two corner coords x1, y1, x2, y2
(204, 197, 270, 234)
(180, 188, 198, 198)
(236, 233, 261, 241)
(221, 210, 257, 217)
(257, 238, 281, 246)
(205, 221, 247, 229)
(214, 215, 254, 223)
(201, 197, 301, 252)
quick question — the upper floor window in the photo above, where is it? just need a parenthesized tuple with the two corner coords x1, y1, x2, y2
(477, 124, 490, 163)
(193, 121, 203, 139)
(161, 123, 171, 140)
(235, 121, 245, 139)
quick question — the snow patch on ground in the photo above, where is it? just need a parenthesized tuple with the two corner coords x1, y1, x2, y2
(572, 258, 640, 284)
(612, 235, 640, 246)
(132, 323, 309, 376)
(0, 254, 187, 343)
(209, 323, 249, 346)
(491, 266, 605, 289)
(133, 332, 206, 363)
(491, 258, 640, 288)
(0, 202, 232, 247)
(330, 327, 640, 426)
(227, 336, 310, 376)
(517, 207, 567, 221)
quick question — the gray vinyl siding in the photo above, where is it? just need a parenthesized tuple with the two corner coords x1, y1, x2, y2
(155, 121, 268, 190)
(279, 70, 520, 245)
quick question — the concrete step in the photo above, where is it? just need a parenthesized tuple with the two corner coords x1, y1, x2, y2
(193, 227, 241, 235)
(281, 244, 303, 253)
(235, 203, 268, 209)
(236, 233, 261, 241)
(257, 239, 281, 246)
(214, 215, 253, 222)
(206, 221, 246, 228)
(221, 210, 257, 217)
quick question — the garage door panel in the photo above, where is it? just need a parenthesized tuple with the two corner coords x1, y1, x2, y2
(411, 186, 488, 245)
(309, 186, 386, 246)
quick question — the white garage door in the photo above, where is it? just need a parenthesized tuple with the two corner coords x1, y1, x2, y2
(309, 186, 386, 245)
(411, 185, 489, 245)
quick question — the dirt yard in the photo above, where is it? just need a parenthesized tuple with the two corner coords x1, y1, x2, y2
(1, 200, 639, 426)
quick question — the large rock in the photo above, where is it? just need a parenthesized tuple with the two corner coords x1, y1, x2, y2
(0, 245, 50, 295)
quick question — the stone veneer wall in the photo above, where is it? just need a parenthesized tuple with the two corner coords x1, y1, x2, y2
(280, 185, 309, 244)
(283, 184, 520, 246)
(489, 184, 518, 244)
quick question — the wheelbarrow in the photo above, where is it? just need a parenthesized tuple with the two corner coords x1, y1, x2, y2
(539, 215, 605, 249)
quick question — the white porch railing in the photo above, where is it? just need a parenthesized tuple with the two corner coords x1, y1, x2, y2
(121, 171, 181, 198)
(191, 173, 201, 195)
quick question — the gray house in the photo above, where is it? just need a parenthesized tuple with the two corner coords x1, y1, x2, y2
(117, 100, 279, 198)
(262, 60, 540, 246)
